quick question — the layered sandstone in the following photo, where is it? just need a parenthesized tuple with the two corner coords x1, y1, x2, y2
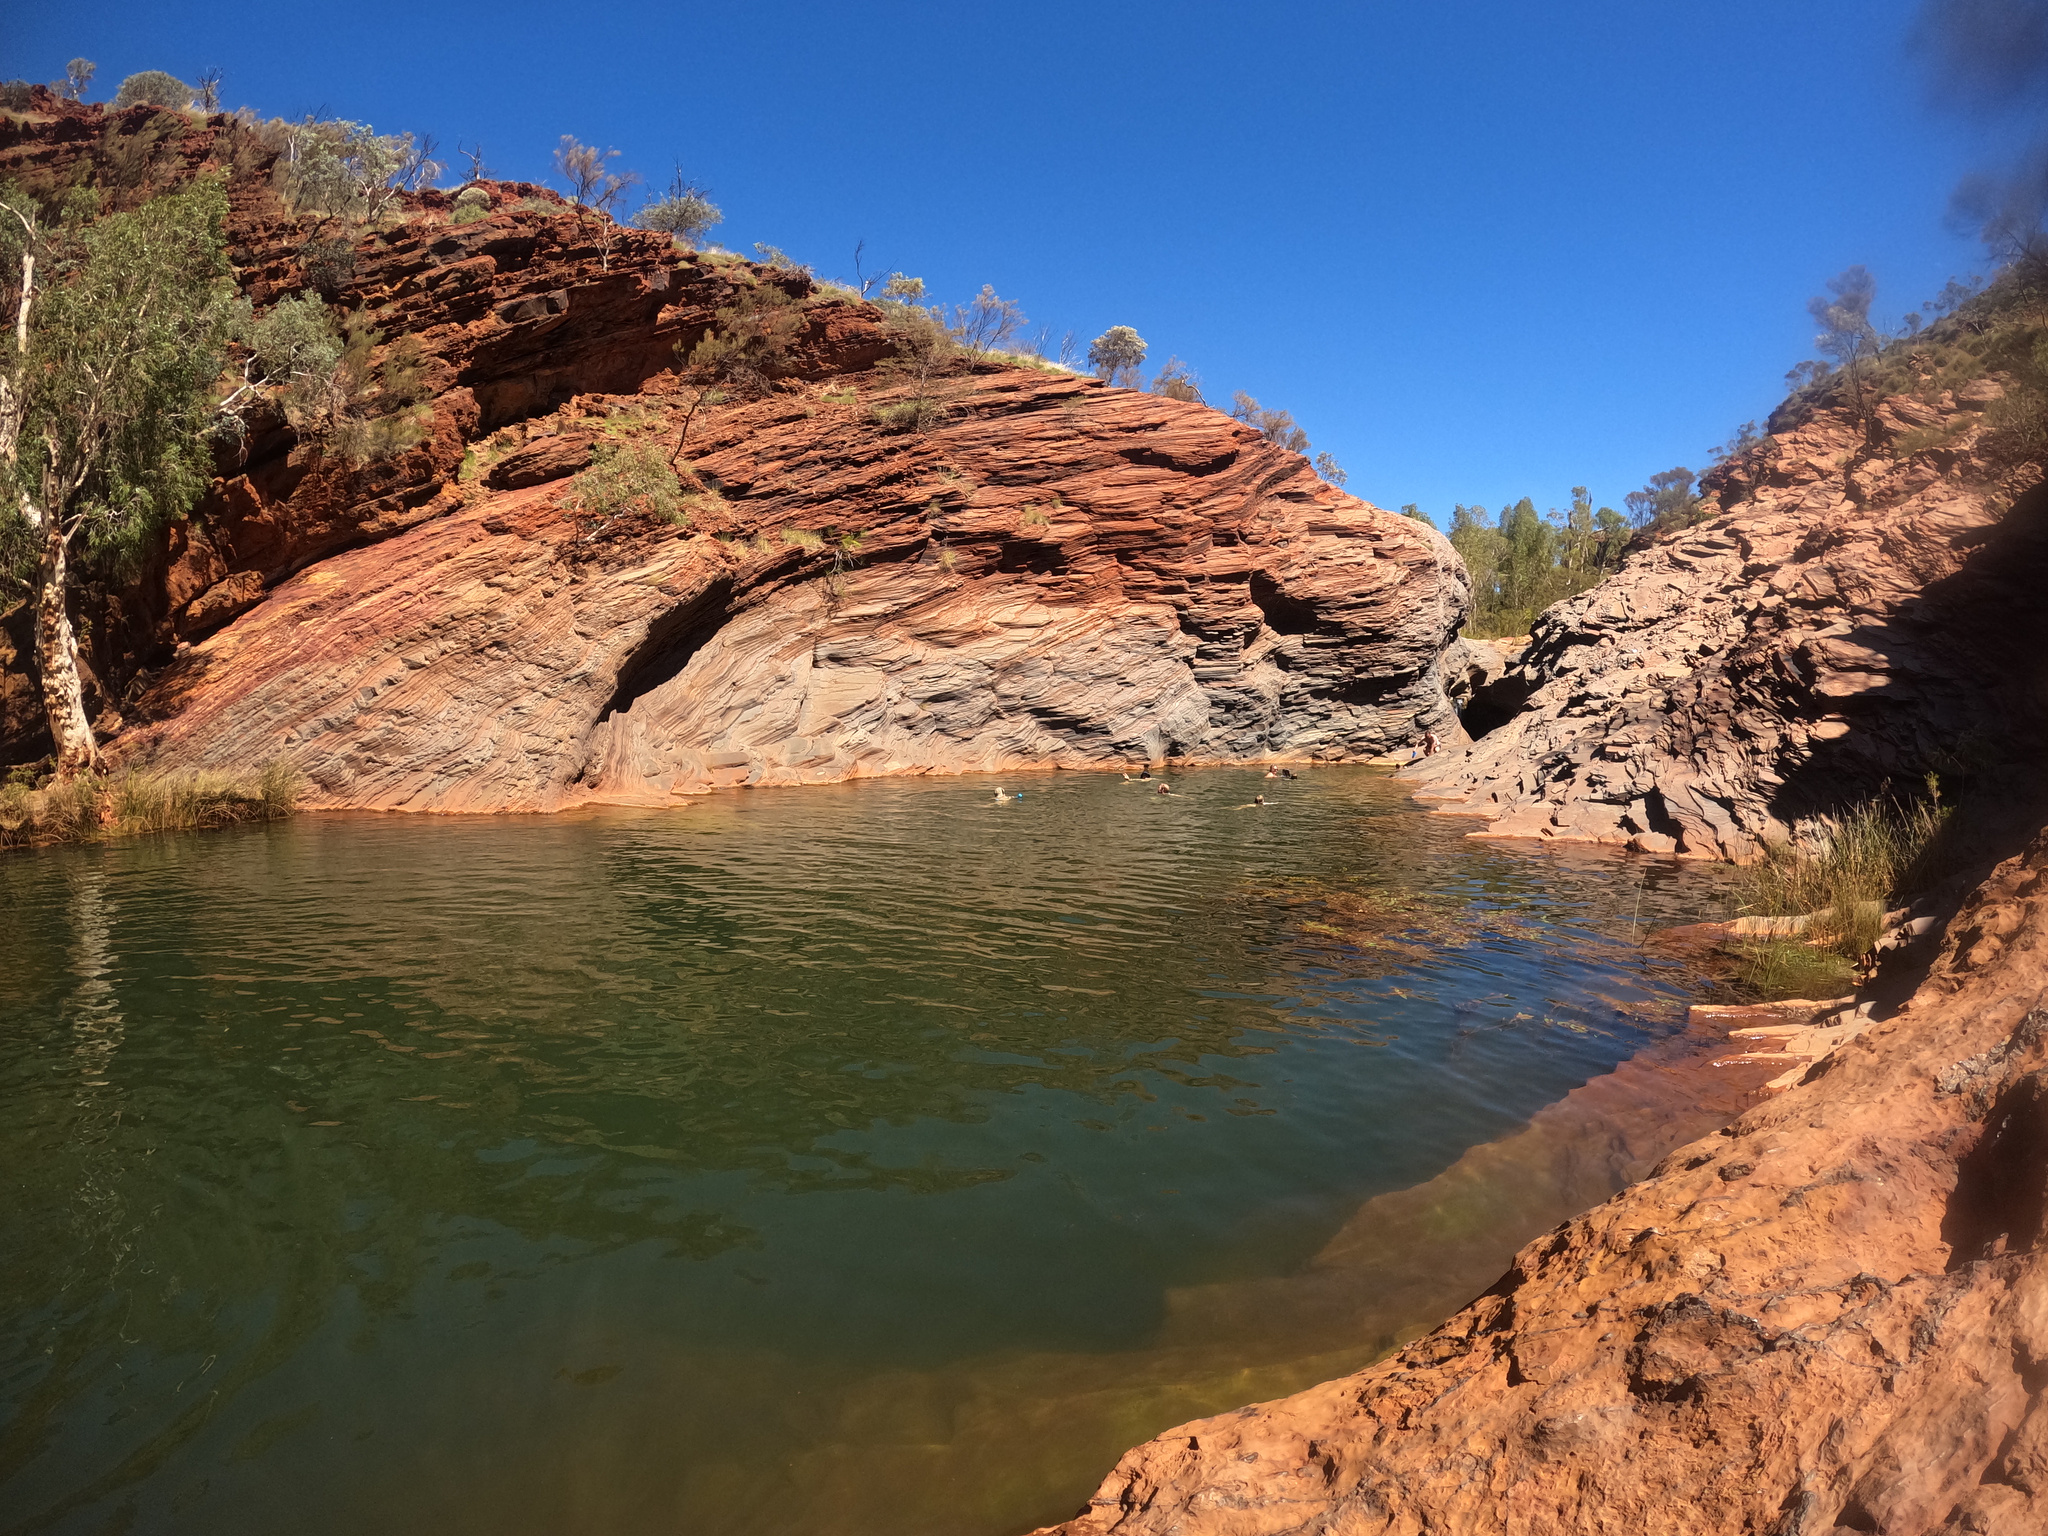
(1402, 389, 2048, 859)
(116, 374, 1464, 809)
(0, 105, 1467, 796)
(1040, 827, 2048, 1536)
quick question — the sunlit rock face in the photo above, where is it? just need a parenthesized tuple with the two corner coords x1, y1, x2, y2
(0, 103, 1467, 798)
(1404, 389, 2048, 860)
(117, 372, 1467, 810)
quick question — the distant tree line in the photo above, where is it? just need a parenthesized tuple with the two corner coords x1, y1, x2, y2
(1443, 489, 1632, 639)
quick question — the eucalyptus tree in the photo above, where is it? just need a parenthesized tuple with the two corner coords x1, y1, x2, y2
(0, 180, 240, 774)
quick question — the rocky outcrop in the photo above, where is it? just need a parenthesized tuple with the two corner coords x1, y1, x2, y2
(1405, 395, 2048, 859)
(113, 373, 1463, 809)
(0, 105, 1467, 793)
(1039, 826, 2048, 1536)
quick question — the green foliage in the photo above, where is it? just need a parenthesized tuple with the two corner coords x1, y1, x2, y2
(1150, 356, 1202, 403)
(241, 296, 430, 465)
(780, 528, 825, 551)
(1, 178, 239, 573)
(680, 285, 806, 396)
(64, 59, 95, 102)
(1982, 331, 2048, 468)
(260, 117, 438, 221)
(1448, 486, 1627, 637)
(1623, 466, 1699, 532)
(1729, 939, 1855, 1002)
(871, 299, 957, 433)
(1, 761, 300, 849)
(871, 396, 947, 432)
(0, 82, 33, 112)
(565, 442, 688, 523)
(1229, 391, 1309, 453)
(1314, 451, 1347, 487)
(1737, 799, 1950, 961)
(752, 243, 813, 276)
(1087, 325, 1147, 386)
(635, 167, 721, 247)
(449, 185, 491, 227)
(113, 71, 192, 110)
(295, 235, 357, 297)
(1399, 503, 1434, 528)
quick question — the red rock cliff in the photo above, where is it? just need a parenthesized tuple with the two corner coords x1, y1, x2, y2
(0, 104, 1467, 800)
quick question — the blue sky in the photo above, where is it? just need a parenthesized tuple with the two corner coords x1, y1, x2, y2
(4, 1, 2003, 521)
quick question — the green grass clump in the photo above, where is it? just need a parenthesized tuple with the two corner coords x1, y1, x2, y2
(1739, 799, 1947, 957)
(780, 527, 825, 552)
(1729, 939, 1855, 1001)
(1, 761, 302, 850)
(1727, 797, 1950, 997)
(871, 396, 946, 433)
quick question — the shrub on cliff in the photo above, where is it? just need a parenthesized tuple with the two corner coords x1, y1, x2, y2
(261, 118, 439, 222)
(1150, 356, 1203, 403)
(239, 294, 431, 465)
(668, 285, 807, 455)
(872, 302, 957, 432)
(566, 443, 688, 524)
(449, 185, 491, 226)
(635, 166, 721, 248)
(953, 286, 1027, 358)
(113, 71, 193, 110)
(1228, 392, 1309, 453)
(1088, 326, 1147, 386)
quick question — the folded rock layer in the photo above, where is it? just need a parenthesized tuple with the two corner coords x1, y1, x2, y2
(0, 102, 1468, 798)
(116, 375, 1467, 809)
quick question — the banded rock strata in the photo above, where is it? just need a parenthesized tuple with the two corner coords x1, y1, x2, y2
(1403, 391, 2047, 860)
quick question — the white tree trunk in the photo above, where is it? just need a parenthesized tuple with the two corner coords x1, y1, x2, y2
(35, 517, 100, 776)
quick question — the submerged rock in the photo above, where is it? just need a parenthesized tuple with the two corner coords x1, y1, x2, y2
(1038, 826, 2048, 1536)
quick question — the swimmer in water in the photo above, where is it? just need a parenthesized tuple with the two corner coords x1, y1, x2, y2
(994, 786, 1020, 801)
(1155, 782, 1175, 796)
(1236, 794, 1267, 808)
(1264, 767, 1281, 779)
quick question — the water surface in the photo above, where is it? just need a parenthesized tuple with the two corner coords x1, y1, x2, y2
(1, 767, 1740, 1535)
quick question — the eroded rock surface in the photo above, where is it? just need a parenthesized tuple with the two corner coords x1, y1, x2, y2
(1406, 398, 2048, 859)
(1039, 828, 2048, 1536)
(114, 374, 1465, 809)
(0, 105, 1466, 796)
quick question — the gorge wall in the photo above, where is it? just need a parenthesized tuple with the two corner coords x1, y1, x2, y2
(1401, 383, 2048, 861)
(0, 98, 1467, 806)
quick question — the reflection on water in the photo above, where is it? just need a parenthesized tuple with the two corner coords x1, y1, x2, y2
(0, 768, 1746, 1535)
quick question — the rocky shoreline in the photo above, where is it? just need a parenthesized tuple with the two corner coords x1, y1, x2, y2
(1036, 826, 2048, 1535)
